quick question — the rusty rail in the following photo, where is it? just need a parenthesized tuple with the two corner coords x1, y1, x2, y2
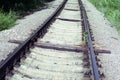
(78, 0, 99, 80)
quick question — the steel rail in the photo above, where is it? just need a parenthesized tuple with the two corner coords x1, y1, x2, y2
(0, 0, 67, 80)
(78, 0, 99, 80)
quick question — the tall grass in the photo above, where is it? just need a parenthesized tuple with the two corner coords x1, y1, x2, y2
(90, 0, 120, 33)
(0, 10, 17, 31)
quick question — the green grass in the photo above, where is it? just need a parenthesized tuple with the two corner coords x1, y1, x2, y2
(89, 0, 120, 33)
(0, 2, 43, 31)
(0, 0, 53, 31)
(0, 1, 48, 31)
(0, 10, 17, 31)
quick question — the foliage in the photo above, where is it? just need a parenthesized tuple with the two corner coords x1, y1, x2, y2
(90, 0, 120, 33)
(0, 0, 53, 31)
(0, 10, 17, 31)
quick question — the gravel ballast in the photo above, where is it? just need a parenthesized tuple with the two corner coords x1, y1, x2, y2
(0, 0, 64, 61)
(1, 0, 120, 79)
(82, 0, 120, 80)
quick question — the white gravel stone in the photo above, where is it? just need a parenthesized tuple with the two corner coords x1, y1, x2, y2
(58, 10, 81, 20)
(29, 48, 83, 65)
(67, 0, 78, 4)
(40, 19, 82, 46)
(64, 2, 79, 10)
(0, 0, 64, 61)
(14, 65, 83, 80)
(40, 3, 82, 46)
(6, 73, 36, 80)
(31, 47, 83, 59)
(82, 0, 120, 80)
(12, 47, 85, 80)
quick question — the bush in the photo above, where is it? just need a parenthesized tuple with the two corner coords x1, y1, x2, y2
(0, 10, 17, 31)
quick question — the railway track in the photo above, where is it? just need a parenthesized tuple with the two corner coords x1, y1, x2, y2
(0, 0, 106, 80)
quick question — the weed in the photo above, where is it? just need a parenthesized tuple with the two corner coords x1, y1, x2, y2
(83, 31, 88, 43)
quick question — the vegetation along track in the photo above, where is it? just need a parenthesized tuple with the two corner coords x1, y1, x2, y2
(0, 0, 109, 80)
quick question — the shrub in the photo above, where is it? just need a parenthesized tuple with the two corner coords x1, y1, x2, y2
(0, 0, 54, 31)
(0, 10, 17, 31)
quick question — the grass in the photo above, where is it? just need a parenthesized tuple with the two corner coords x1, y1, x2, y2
(89, 0, 120, 33)
(0, 10, 17, 31)
(0, 1, 45, 31)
